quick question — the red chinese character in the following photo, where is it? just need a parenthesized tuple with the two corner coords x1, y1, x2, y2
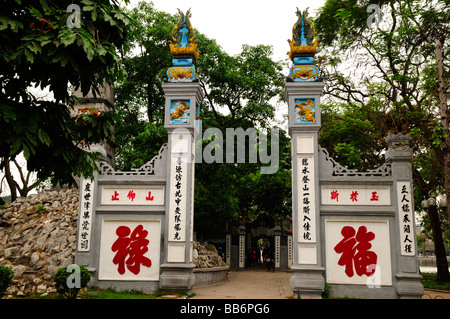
(111, 225, 152, 275)
(350, 191, 358, 202)
(334, 226, 377, 277)
(127, 190, 136, 202)
(111, 191, 119, 201)
(370, 191, 379, 201)
(330, 190, 339, 202)
(146, 191, 154, 201)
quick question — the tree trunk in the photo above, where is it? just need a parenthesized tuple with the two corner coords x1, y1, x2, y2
(2, 158, 17, 202)
(436, 37, 450, 230)
(13, 159, 34, 198)
(428, 204, 450, 282)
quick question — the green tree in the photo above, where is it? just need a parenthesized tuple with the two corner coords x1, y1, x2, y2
(116, 1, 177, 125)
(196, 39, 285, 128)
(0, 0, 133, 196)
(315, 0, 449, 281)
(195, 37, 288, 233)
(113, 1, 177, 170)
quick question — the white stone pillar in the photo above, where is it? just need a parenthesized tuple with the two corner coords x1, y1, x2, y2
(159, 82, 203, 291)
(286, 81, 325, 299)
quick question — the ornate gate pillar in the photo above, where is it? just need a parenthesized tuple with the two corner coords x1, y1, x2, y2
(285, 8, 325, 299)
(159, 9, 203, 291)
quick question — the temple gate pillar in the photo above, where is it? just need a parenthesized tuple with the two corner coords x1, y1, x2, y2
(285, 8, 325, 299)
(159, 9, 203, 291)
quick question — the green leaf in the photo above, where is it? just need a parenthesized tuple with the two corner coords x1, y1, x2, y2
(9, 139, 22, 156)
(38, 128, 51, 146)
(23, 143, 30, 160)
(25, 131, 38, 147)
(39, 0, 49, 12)
(0, 104, 16, 122)
(86, 48, 95, 61)
(60, 29, 77, 47)
(28, 41, 42, 54)
(96, 46, 107, 56)
(40, 39, 52, 46)
(24, 49, 34, 63)
(92, 8, 98, 21)
(0, 16, 22, 32)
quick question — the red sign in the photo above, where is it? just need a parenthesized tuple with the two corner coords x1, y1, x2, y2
(334, 226, 377, 277)
(111, 225, 152, 275)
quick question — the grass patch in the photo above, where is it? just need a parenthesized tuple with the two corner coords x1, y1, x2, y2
(421, 273, 450, 291)
(31, 287, 195, 299)
(80, 287, 157, 299)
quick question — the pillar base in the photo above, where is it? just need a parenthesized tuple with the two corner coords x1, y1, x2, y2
(159, 263, 196, 292)
(395, 273, 424, 299)
(290, 266, 325, 299)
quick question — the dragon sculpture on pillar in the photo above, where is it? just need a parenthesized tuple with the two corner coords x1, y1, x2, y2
(287, 7, 322, 82)
(166, 9, 200, 83)
(169, 8, 200, 61)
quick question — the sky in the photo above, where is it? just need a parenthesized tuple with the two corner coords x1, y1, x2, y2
(127, 0, 326, 61)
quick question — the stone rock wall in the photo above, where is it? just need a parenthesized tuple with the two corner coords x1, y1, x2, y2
(193, 242, 227, 268)
(0, 188, 226, 298)
(0, 188, 79, 298)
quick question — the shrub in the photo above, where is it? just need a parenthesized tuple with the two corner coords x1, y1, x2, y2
(35, 202, 45, 212)
(54, 265, 91, 299)
(0, 266, 14, 294)
(322, 283, 331, 299)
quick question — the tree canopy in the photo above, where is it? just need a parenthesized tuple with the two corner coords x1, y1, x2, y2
(0, 0, 133, 195)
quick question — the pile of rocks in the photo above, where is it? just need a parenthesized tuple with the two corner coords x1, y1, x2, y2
(193, 241, 227, 268)
(0, 188, 79, 298)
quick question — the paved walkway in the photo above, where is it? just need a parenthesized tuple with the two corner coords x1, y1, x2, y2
(191, 269, 293, 299)
(191, 269, 450, 299)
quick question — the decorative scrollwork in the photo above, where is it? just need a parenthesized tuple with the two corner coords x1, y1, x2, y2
(99, 144, 168, 176)
(319, 146, 392, 177)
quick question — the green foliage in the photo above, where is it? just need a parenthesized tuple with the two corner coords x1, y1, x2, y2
(315, 0, 449, 197)
(115, 1, 177, 124)
(321, 283, 332, 299)
(80, 287, 156, 299)
(320, 102, 385, 170)
(193, 117, 292, 235)
(54, 265, 91, 299)
(421, 273, 450, 290)
(313, 0, 379, 49)
(196, 38, 284, 128)
(420, 206, 450, 244)
(0, 0, 133, 187)
(0, 265, 14, 294)
(116, 122, 168, 171)
(35, 202, 45, 212)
